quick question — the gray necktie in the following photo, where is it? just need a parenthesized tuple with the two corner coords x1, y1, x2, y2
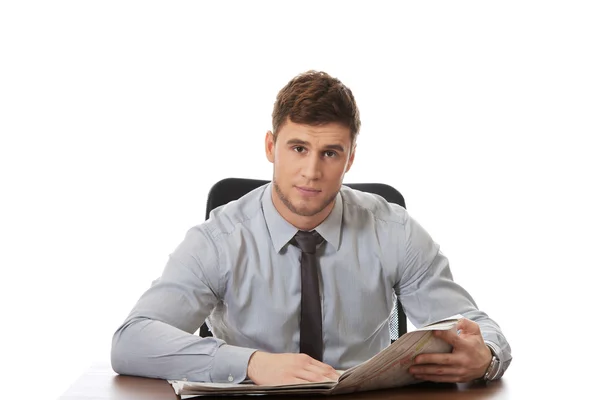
(292, 230, 324, 361)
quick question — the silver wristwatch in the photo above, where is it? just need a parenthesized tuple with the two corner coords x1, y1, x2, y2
(482, 346, 501, 381)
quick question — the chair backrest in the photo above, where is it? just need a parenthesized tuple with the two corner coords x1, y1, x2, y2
(200, 178, 408, 341)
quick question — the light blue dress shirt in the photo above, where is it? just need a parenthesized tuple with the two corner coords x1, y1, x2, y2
(111, 183, 511, 383)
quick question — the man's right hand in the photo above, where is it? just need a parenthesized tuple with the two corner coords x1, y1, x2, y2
(246, 351, 341, 385)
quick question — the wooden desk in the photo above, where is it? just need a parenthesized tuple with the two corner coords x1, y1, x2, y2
(59, 364, 509, 400)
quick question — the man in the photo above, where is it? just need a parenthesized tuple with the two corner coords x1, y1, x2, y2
(112, 70, 511, 385)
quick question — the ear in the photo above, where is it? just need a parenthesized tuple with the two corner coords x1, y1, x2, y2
(345, 143, 356, 173)
(265, 131, 275, 163)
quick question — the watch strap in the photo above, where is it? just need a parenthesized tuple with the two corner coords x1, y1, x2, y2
(482, 344, 501, 381)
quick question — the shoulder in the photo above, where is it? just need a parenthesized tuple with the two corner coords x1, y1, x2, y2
(340, 185, 408, 226)
(174, 184, 266, 263)
(200, 183, 267, 239)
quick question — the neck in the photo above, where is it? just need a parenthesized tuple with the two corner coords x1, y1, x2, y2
(270, 187, 335, 231)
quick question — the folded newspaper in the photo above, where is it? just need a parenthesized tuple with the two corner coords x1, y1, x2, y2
(169, 314, 462, 396)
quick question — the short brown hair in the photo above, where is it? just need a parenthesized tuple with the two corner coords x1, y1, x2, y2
(272, 70, 361, 143)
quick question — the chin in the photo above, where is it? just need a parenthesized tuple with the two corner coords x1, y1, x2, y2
(293, 209, 322, 218)
(288, 200, 321, 217)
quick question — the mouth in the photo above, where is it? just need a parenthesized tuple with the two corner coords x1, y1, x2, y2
(295, 186, 322, 196)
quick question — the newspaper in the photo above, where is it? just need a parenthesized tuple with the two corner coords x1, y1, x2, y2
(169, 314, 462, 396)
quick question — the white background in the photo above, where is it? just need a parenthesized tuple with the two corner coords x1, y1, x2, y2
(1, 1, 599, 398)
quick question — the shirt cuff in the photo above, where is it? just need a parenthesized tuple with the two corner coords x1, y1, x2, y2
(210, 344, 257, 383)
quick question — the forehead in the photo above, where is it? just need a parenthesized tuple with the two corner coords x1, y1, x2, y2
(277, 120, 352, 147)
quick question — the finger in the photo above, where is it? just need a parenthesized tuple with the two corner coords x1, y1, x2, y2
(322, 369, 341, 381)
(434, 328, 461, 347)
(305, 363, 340, 378)
(324, 370, 341, 381)
(413, 374, 466, 383)
(409, 364, 462, 376)
(414, 353, 458, 365)
(304, 364, 340, 382)
(295, 367, 338, 383)
(308, 357, 337, 369)
(307, 358, 340, 377)
(287, 377, 312, 384)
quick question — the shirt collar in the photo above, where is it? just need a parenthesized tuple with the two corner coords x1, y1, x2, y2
(262, 183, 343, 253)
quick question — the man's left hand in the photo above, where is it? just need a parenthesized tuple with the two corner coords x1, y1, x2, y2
(408, 318, 492, 383)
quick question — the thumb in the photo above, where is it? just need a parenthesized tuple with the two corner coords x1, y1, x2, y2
(433, 318, 475, 347)
(434, 327, 461, 347)
(455, 318, 481, 336)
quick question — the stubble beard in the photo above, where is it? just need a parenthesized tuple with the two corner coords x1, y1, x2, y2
(273, 179, 338, 217)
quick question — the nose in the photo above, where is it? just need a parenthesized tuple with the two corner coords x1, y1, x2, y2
(301, 152, 322, 181)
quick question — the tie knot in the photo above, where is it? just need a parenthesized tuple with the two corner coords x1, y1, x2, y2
(292, 230, 323, 254)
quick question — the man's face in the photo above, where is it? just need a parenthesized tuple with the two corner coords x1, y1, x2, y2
(265, 119, 355, 225)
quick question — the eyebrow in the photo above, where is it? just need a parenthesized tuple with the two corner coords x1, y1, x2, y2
(286, 139, 346, 153)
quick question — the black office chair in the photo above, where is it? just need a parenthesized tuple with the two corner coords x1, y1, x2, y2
(199, 178, 408, 342)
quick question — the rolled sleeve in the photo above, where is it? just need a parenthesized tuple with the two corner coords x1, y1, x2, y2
(210, 344, 258, 383)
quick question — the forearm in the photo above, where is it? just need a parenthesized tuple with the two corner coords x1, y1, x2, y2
(398, 213, 512, 380)
(111, 317, 257, 383)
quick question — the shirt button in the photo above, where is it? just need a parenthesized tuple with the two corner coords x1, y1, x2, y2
(228, 375, 234, 382)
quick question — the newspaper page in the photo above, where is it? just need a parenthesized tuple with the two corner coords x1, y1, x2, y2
(169, 315, 462, 396)
(170, 380, 337, 396)
(331, 317, 459, 394)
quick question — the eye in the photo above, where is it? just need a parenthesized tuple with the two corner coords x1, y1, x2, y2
(324, 150, 337, 158)
(293, 146, 306, 153)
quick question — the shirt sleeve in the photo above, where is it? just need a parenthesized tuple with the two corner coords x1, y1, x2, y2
(394, 212, 512, 379)
(111, 225, 257, 382)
